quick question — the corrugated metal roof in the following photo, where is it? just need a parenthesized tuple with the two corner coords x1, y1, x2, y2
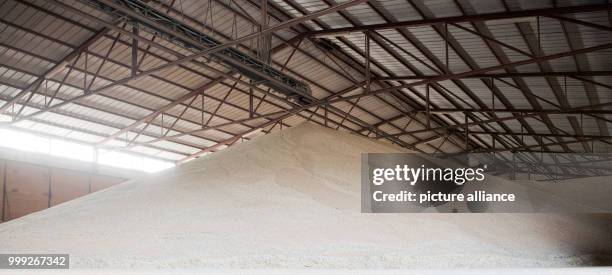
(0, 0, 609, 162)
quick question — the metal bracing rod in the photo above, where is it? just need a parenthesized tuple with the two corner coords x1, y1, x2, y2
(131, 22, 138, 77)
(2, 123, 181, 162)
(406, 1, 519, 152)
(394, 1, 523, 152)
(369, 30, 441, 74)
(85, 28, 124, 94)
(178, 111, 295, 163)
(296, 41, 430, 148)
(92, 0, 307, 96)
(333, 42, 612, 104)
(136, 78, 240, 151)
(96, 75, 230, 145)
(574, 76, 612, 91)
(201, 0, 436, 151)
(6, 32, 609, 148)
(0, 88, 211, 156)
(152, 0, 300, 61)
(16, 0, 608, 153)
(0, 65, 240, 147)
(306, 3, 612, 36)
(181, 103, 471, 164)
(367, 0, 530, 153)
(142, 85, 359, 145)
(0, 54, 279, 142)
(44, 0, 366, 105)
(0, 37, 249, 133)
(476, 136, 612, 153)
(553, 7, 612, 143)
(568, 115, 592, 152)
(547, 14, 612, 33)
(122, 0, 353, 132)
(249, 38, 302, 118)
(162, 41, 612, 143)
(365, 31, 371, 93)
(0, 21, 294, 133)
(0, 77, 285, 155)
(100, 45, 358, 150)
(408, 108, 612, 115)
(140, 80, 433, 148)
(259, 0, 271, 63)
(375, 24, 503, 150)
(377, 113, 542, 139)
(303, 44, 363, 130)
(23, 0, 370, 141)
(306, 38, 432, 135)
(308, 33, 469, 149)
(373, 71, 612, 80)
(300, 0, 462, 150)
(449, 22, 534, 57)
(453, 131, 612, 140)
(86, 0, 365, 84)
(0, 26, 320, 144)
(200, 78, 243, 130)
(0, 27, 109, 113)
(428, 0, 592, 155)
(508, 10, 573, 153)
(13, 79, 43, 118)
(140, 0, 444, 150)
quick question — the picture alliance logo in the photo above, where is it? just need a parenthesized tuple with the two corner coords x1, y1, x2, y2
(371, 164, 488, 186)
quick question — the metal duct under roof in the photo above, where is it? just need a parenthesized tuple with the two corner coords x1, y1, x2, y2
(81, 0, 312, 103)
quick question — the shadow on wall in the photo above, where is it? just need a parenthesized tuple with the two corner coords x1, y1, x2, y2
(0, 159, 126, 223)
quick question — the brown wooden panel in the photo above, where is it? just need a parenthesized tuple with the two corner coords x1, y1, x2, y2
(90, 175, 125, 192)
(50, 168, 89, 206)
(5, 161, 50, 220)
(0, 160, 5, 222)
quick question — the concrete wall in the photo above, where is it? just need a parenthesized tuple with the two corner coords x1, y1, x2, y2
(0, 147, 145, 222)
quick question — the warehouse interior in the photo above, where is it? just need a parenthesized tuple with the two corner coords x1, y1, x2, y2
(1, 0, 612, 272)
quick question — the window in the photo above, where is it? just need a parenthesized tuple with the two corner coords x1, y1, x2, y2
(50, 139, 94, 162)
(0, 128, 174, 173)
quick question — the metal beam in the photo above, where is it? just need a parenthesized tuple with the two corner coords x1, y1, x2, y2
(7, 27, 609, 146)
(0, 85, 209, 157)
(354, 1, 513, 152)
(0, 8, 341, 144)
(477, 136, 612, 153)
(152, 41, 612, 143)
(46, 0, 367, 104)
(178, 112, 295, 163)
(306, 3, 612, 36)
(48, 0, 444, 152)
(0, 64, 234, 148)
(0, 27, 109, 113)
(547, 14, 612, 33)
(90, 0, 309, 98)
(374, 71, 612, 80)
(376, 113, 542, 139)
(0, 19, 296, 133)
(409, 108, 612, 115)
(454, 130, 612, 140)
(334, 42, 612, 103)
(96, 75, 229, 145)
(35, 0, 380, 140)
(0, 35, 269, 137)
